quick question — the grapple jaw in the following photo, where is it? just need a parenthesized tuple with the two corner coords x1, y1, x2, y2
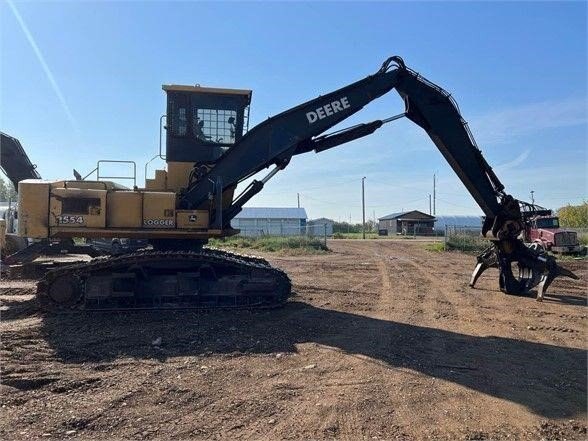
(470, 239, 579, 301)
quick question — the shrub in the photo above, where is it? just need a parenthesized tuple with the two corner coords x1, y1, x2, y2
(210, 235, 329, 254)
(424, 242, 445, 252)
(445, 234, 488, 253)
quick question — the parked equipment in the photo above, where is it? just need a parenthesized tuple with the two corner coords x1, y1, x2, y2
(88, 238, 149, 255)
(525, 212, 586, 255)
(0, 132, 40, 258)
(5, 56, 578, 309)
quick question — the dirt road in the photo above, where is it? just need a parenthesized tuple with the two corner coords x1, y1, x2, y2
(1, 240, 586, 440)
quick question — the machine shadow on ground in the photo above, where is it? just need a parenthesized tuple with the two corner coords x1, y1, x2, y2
(542, 294, 587, 306)
(476, 289, 587, 306)
(35, 298, 587, 420)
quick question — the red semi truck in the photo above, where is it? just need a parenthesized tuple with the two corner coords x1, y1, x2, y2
(525, 215, 586, 255)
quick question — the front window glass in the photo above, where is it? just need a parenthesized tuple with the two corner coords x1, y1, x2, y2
(177, 108, 187, 136)
(536, 217, 559, 228)
(193, 107, 237, 144)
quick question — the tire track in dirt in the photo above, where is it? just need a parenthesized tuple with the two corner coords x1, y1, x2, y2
(376, 242, 495, 336)
(373, 241, 457, 326)
(361, 241, 456, 437)
(316, 241, 419, 439)
(366, 241, 510, 435)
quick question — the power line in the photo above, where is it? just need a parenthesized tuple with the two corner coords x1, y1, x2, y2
(436, 197, 477, 211)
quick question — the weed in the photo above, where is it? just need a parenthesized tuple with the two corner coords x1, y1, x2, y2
(209, 235, 329, 254)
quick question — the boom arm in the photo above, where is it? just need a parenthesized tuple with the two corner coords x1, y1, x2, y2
(180, 60, 403, 210)
(0, 132, 41, 188)
(180, 57, 516, 238)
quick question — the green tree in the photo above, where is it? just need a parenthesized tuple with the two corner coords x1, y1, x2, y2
(557, 202, 588, 228)
(0, 177, 17, 201)
(333, 221, 363, 234)
(0, 178, 6, 201)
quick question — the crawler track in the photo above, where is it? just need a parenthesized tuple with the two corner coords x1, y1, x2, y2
(36, 248, 291, 311)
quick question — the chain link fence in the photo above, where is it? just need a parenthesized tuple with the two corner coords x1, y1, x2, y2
(234, 224, 331, 248)
(444, 225, 489, 252)
(572, 227, 588, 246)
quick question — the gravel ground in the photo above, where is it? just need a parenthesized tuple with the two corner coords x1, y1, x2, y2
(0, 240, 586, 440)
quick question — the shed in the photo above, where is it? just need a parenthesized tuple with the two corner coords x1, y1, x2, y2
(231, 207, 307, 237)
(378, 210, 436, 235)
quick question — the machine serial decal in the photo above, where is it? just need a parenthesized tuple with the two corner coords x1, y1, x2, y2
(57, 215, 84, 224)
(306, 96, 351, 124)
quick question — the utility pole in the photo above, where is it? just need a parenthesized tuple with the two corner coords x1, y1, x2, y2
(530, 190, 535, 205)
(362, 177, 366, 239)
(433, 173, 436, 215)
(429, 194, 432, 215)
(297, 192, 300, 208)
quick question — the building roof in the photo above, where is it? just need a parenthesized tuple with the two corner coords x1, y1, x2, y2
(234, 207, 308, 219)
(379, 210, 436, 221)
(434, 215, 483, 229)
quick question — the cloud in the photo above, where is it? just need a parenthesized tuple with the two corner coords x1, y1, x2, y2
(495, 148, 531, 171)
(470, 97, 587, 145)
(7, 0, 78, 132)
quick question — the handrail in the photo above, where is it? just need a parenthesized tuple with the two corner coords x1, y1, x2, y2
(96, 160, 137, 187)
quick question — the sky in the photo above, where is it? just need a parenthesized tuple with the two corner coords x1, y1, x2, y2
(1, 1, 586, 222)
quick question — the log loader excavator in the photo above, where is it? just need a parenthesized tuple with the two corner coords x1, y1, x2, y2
(4, 56, 578, 310)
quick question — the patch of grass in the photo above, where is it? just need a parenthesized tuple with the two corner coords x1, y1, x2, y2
(557, 253, 587, 261)
(578, 232, 588, 246)
(332, 232, 383, 239)
(209, 235, 329, 254)
(445, 234, 489, 253)
(424, 242, 445, 252)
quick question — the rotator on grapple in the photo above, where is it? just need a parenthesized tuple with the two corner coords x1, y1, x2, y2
(4, 55, 578, 309)
(469, 200, 579, 300)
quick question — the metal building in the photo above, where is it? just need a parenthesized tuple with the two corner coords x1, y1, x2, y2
(231, 207, 307, 237)
(434, 215, 483, 230)
(378, 210, 436, 235)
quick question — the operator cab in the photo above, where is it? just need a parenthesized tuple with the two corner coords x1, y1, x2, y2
(163, 85, 251, 162)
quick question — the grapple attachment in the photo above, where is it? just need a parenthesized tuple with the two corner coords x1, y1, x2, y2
(470, 239, 579, 301)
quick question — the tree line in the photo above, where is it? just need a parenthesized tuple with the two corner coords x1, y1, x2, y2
(0, 177, 17, 201)
(557, 202, 588, 228)
(333, 220, 377, 233)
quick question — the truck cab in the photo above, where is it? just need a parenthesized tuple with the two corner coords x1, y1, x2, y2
(526, 215, 585, 254)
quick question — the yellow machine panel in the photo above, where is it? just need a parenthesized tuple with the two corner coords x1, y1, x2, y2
(146, 169, 167, 191)
(107, 191, 142, 228)
(142, 192, 176, 228)
(49, 187, 107, 228)
(166, 162, 194, 192)
(18, 180, 51, 238)
(55, 181, 113, 190)
(176, 210, 209, 229)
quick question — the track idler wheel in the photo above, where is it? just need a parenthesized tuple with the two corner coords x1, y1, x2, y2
(44, 274, 82, 308)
